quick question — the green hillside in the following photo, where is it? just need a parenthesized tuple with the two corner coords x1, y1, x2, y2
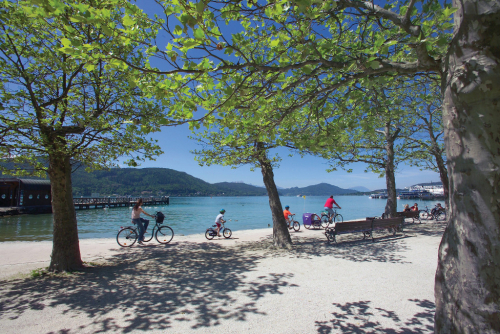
(212, 182, 268, 196)
(71, 168, 220, 196)
(1, 162, 360, 197)
(279, 183, 359, 196)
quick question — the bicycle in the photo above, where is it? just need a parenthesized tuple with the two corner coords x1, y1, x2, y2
(320, 208, 343, 228)
(117, 211, 174, 247)
(287, 214, 301, 232)
(205, 221, 232, 240)
(419, 205, 447, 221)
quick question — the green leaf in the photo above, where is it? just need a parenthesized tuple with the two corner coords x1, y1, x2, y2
(123, 14, 134, 26)
(194, 28, 205, 40)
(61, 38, 71, 47)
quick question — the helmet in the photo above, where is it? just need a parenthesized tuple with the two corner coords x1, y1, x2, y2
(285, 205, 290, 209)
(220, 209, 226, 213)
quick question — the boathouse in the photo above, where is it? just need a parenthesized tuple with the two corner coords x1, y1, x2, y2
(0, 178, 52, 214)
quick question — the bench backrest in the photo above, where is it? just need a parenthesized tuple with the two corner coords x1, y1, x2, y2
(334, 220, 373, 233)
(396, 211, 419, 218)
(372, 217, 404, 229)
(333, 217, 404, 232)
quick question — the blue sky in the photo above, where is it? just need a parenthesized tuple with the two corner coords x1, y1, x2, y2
(127, 1, 443, 191)
(123, 124, 441, 191)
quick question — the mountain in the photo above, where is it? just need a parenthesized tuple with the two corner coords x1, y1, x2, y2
(1, 162, 359, 197)
(212, 182, 268, 196)
(70, 167, 220, 197)
(349, 186, 371, 192)
(279, 183, 358, 196)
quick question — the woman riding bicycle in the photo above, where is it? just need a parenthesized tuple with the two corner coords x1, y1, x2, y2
(132, 198, 155, 244)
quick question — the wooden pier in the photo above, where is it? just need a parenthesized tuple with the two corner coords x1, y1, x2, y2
(73, 196, 169, 210)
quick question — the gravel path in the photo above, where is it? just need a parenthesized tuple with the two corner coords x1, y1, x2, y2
(0, 221, 446, 333)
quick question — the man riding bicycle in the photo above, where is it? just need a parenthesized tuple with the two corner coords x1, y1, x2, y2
(324, 195, 341, 223)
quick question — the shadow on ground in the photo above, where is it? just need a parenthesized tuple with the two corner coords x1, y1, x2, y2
(0, 222, 444, 333)
(0, 241, 295, 333)
(315, 298, 435, 333)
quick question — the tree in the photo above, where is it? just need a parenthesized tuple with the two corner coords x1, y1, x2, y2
(192, 125, 293, 248)
(150, 0, 499, 331)
(401, 83, 449, 200)
(303, 83, 422, 217)
(0, 0, 187, 271)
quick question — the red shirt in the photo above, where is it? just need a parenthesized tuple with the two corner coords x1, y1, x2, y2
(411, 206, 418, 211)
(324, 198, 338, 209)
(283, 209, 292, 219)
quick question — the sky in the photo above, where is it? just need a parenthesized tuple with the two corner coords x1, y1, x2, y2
(120, 124, 442, 191)
(124, 1, 443, 191)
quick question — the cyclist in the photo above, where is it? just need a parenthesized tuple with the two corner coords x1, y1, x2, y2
(431, 203, 444, 216)
(215, 209, 226, 237)
(283, 205, 294, 229)
(324, 195, 341, 222)
(131, 198, 155, 244)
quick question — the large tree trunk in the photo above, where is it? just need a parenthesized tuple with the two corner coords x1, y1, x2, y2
(384, 124, 398, 217)
(48, 154, 83, 272)
(434, 1, 500, 332)
(257, 145, 292, 249)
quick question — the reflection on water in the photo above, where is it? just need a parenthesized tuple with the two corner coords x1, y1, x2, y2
(0, 196, 442, 242)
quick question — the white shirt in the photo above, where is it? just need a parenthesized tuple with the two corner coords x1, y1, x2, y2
(132, 207, 142, 219)
(215, 213, 225, 223)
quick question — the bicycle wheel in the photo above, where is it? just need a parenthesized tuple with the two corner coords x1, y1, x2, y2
(320, 215, 330, 229)
(436, 211, 446, 221)
(325, 229, 336, 243)
(205, 229, 215, 240)
(334, 214, 343, 223)
(292, 221, 300, 232)
(156, 226, 174, 244)
(117, 227, 138, 247)
(419, 210, 429, 220)
(223, 228, 232, 239)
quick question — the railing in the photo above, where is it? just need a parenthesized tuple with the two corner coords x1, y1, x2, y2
(73, 196, 169, 207)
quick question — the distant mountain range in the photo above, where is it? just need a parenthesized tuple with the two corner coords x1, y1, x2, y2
(349, 186, 371, 192)
(1, 164, 362, 197)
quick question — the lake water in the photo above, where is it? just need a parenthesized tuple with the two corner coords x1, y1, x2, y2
(0, 196, 443, 242)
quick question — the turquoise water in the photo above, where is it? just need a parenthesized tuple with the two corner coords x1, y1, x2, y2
(0, 196, 442, 242)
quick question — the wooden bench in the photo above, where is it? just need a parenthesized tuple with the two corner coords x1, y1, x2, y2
(325, 217, 404, 244)
(395, 211, 421, 224)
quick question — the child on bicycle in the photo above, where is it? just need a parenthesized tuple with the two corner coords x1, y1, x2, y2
(215, 209, 226, 237)
(283, 205, 294, 229)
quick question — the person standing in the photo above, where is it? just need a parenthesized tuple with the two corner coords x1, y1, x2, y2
(131, 198, 155, 244)
(324, 195, 341, 220)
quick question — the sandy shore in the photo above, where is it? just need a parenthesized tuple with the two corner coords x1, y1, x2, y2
(0, 222, 445, 333)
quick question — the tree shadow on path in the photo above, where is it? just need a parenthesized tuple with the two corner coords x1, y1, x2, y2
(315, 298, 435, 333)
(0, 241, 295, 333)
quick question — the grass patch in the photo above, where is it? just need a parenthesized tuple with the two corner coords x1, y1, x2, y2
(30, 268, 48, 279)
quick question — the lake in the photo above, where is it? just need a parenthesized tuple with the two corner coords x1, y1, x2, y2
(0, 195, 443, 242)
